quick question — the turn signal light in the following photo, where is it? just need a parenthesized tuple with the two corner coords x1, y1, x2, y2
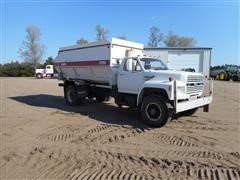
(169, 76, 174, 81)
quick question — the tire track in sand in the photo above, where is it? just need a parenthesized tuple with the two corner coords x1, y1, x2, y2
(85, 150, 240, 180)
(123, 132, 199, 148)
(21, 145, 240, 180)
(38, 123, 149, 144)
(72, 124, 149, 145)
(38, 125, 85, 142)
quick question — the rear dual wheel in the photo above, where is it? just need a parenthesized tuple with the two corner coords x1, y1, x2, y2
(65, 85, 85, 106)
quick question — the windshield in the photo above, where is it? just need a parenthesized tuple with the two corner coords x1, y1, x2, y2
(140, 58, 168, 70)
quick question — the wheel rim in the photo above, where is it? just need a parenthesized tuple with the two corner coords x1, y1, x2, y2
(67, 88, 75, 103)
(220, 73, 225, 80)
(145, 103, 162, 121)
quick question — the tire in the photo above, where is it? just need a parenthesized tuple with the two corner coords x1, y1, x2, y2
(64, 85, 83, 106)
(140, 95, 170, 127)
(36, 73, 43, 79)
(95, 95, 109, 102)
(232, 76, 238, 81)
(180, 108, 198, 116)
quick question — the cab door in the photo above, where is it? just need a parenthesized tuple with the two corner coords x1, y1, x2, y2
(45, 65, 53, 74)
(118, 58, 144, 94)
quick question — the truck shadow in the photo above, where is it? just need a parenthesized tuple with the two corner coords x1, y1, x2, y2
(9, 94, 149, 129)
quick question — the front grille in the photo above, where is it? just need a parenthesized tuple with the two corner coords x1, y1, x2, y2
(187, 75, 203, 94)
(187, 75, 203, 83)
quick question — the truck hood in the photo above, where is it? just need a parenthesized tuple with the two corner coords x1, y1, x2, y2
(35, 69, 45, 73)
(144, 70, 203, 82)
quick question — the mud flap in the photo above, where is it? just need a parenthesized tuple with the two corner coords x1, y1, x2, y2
(203, 104, 209, 112)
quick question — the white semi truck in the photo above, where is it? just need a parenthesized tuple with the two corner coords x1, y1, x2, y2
(55, 38, 213, 127)
(35, 65, 54, 78)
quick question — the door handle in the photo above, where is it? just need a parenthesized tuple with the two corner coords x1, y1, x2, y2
(119, 73, 125, 76)
(144, 75, 155, 81)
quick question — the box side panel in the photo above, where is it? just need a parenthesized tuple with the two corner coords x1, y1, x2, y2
(55, 45, 111, 84)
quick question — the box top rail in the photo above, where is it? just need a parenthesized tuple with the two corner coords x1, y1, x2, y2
(59, 38, 144, 52)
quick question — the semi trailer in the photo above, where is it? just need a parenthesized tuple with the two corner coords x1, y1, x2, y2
(55, 38, 213, 127)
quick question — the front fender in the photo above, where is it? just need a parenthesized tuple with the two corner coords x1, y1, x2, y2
(137, 80, 173, 106)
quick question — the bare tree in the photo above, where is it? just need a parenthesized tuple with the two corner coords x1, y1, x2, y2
(96, 24, 109, 41)
(117, 34, 127, 40)
(19, 25, 45, 71)
(76, 37, 88, 45)
(164, 31, 196, 47)
(148, 26, 163, 47)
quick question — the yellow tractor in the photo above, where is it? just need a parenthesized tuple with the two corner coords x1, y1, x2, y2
(211, 65, 240, 81)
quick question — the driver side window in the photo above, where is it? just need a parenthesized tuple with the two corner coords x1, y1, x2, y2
(123, 59, 130, 72)
(123, 59, 142, 72)
(133, 60, 142, 72)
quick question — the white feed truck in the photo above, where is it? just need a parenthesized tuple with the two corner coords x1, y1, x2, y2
(55, 38, 213, 127)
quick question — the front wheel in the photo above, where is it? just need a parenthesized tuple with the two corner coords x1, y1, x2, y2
(36, 73, 43, 79)
(140, 95, 170, 127)
(232, 75, 238, 81)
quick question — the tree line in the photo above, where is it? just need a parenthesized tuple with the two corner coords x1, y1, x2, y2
(76, 24, 196, 48)
(0, 57, 55, 77)
(210, 65, 240, 70)
(1, 24, 196, 77)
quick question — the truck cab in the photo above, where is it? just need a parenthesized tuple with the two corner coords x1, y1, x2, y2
(113, 57, 212, 126)
(118, 57, 204, 100)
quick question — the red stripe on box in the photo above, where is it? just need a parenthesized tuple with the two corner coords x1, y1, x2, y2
(56, 60, 110, 66)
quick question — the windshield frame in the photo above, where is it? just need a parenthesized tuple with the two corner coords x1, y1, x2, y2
(140, 58, 168, 71)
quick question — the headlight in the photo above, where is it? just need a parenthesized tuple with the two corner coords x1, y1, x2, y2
(177, 86, 185, 94)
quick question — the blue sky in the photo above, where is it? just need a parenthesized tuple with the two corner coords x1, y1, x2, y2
(1, 0, 239, 65)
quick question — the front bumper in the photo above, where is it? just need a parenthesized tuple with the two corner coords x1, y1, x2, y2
(173, 79, 213, 113)
(175, 95, 213, 113)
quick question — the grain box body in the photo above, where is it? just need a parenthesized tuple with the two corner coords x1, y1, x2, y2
(55, 38, 143, 85)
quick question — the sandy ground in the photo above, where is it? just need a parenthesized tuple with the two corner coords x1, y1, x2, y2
(0, 77, 239, 180)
